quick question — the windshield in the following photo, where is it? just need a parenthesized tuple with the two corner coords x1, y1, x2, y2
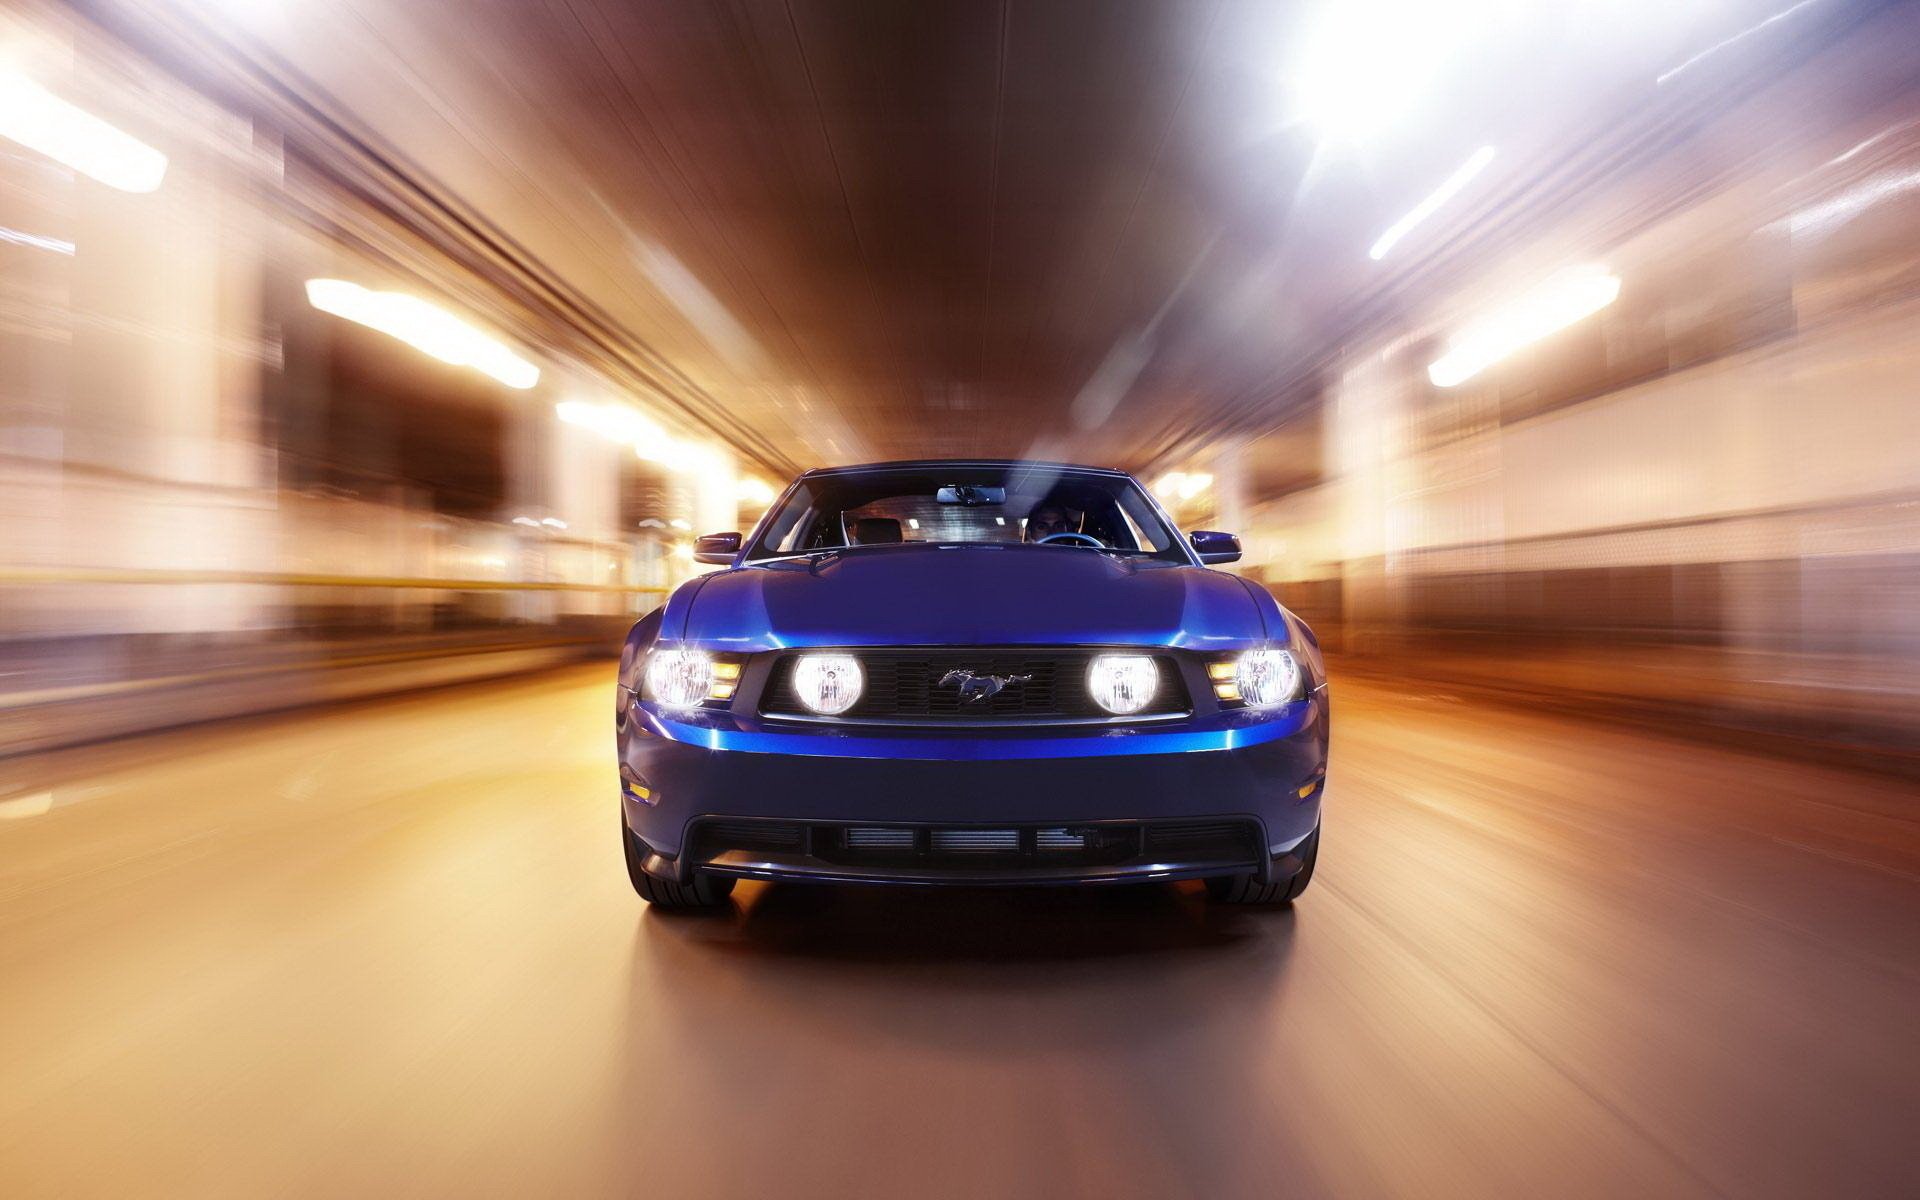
(747, 465, 1188, 562)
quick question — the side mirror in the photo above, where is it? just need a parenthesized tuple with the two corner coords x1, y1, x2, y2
(1189, 530, 1241, 565)
(693, 531, 742, 565)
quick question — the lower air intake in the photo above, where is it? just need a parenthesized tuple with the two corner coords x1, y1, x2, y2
(845, 827, 916, 849)
(930, 828, 1020, 853)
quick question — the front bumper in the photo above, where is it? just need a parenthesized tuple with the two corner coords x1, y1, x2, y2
(618, 685, 1329, 886)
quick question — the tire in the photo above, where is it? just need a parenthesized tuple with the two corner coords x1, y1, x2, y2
(1206, 826, 1318, 906)
(623, 821, 736, 910)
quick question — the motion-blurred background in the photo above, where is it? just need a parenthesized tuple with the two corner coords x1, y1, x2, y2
(3, 0, 1916, 758)
(3, 3, 1918, 1197)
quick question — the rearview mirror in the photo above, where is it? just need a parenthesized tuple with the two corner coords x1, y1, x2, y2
(693, 531, 742, 564)
(1189, 530, 1241, 565)
(935, 484, 1007, 506)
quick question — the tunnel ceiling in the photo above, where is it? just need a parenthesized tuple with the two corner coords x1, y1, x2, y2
(81, 0, 1887, 477)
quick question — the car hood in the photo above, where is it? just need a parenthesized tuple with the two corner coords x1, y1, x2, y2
(680, 544, 1266, 651)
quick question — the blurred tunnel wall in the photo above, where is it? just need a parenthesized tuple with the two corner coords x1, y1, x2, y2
(1203, 20, 1920, 750)
(0, 1, 752, 754)
(2, 0, 1916, 758)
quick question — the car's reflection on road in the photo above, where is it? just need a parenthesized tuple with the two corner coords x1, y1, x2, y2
(620, 882, 1302, 1197)
(707, 880, 1281, 962)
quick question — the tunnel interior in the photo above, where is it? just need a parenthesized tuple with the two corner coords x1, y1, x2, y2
(0, 0, 1916, 1196)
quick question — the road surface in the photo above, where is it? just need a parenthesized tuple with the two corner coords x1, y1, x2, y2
(1, 664, 1914, 1197)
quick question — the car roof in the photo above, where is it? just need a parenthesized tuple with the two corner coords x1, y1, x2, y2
(797, 458, 1131, 479)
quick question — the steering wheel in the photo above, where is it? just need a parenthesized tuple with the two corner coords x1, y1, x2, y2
(1037, 532, 1105, 548)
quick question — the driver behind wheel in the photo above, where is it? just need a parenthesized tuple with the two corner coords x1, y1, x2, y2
(1024, 503, 1079, 542)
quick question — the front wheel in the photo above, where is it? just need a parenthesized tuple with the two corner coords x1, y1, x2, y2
(1206, 826, 1318, 905)
(623, 822, 736, 910)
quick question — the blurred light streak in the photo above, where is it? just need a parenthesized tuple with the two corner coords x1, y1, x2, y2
(0, 66, 168, 193)
(555, 399, 736, 514)
(1824, 122, 1911, 168)
(632, 238, 763, 369)
(1780, 169, 1920, 238)
(1369, 146, 1496, 260)
(1427, 265, 1620, 387)
(0, 224, 75, 254)
(305, 279, 540, 389)
(1656, 0, 1822, 85)
(736, 476, 776, 504)
(0, 792, 55, 820)
(1155, 471, 1213, 501)
(555, 398, 681, 464)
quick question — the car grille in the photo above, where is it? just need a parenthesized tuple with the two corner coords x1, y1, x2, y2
(759, 648, 1188, 722)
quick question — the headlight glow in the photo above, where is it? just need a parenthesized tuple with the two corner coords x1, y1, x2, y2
(792, 653, 864, 715)
(1086, 654, 1158, 715)
(644, 648, 715, 710)
(1230, 648, 1302, 709)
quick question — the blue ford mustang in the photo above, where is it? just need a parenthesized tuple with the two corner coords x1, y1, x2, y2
(615, 460, 1329, 909)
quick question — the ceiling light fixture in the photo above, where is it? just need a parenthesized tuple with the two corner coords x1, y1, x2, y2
(306, 279, 539, 389)
(556, 399, 739, 505)
(0, 66, 168, 193)
(1293, 0, 1497, 143)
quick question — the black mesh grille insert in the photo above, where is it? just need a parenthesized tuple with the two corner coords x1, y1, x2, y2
(699, 820, 803, 851)
(930, 828, 1020, 853)
(761, 649, 1188, 721)
(691, 819, 1262, 875)
(1143, 821, 1259, 858)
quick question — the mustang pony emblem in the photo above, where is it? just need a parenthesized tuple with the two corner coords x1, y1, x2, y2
(939, 669, 1034, 704)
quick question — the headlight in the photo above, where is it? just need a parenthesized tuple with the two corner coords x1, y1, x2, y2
(1086, 654, 1158, 715)
(791, 653, 864, 715)
(1210, 648, 1301, 708)
(644, 648, 715, 710)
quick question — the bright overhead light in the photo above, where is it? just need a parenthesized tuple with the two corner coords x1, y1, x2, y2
(306, 279, 539, 389)
(1370, 146, 1496, 260)
(540, 517, 568, 530)
(0, 67, 168, 193)
(555, 398, 683, 464)
(556, 399, 740, 500)
(669, 518, 691, 531)
(1293, 1, 1496, 143)
(1428, 265, 1621, 388)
